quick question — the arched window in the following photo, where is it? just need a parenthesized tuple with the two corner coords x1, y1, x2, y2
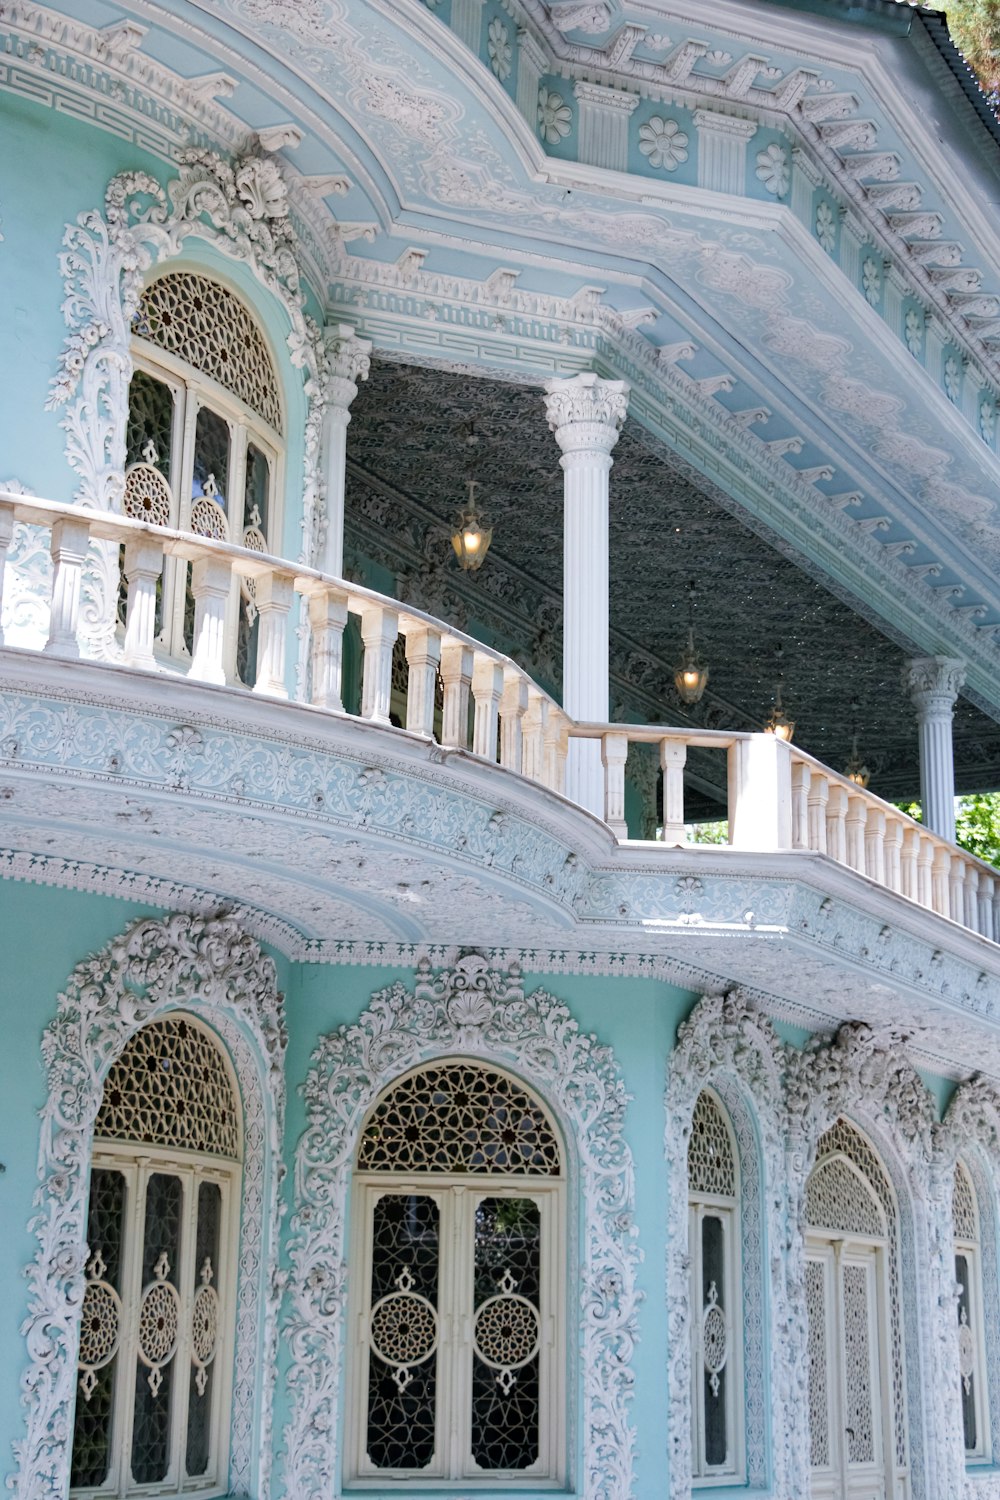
(71, 1016, 242, 1498)
(804, 1118, 905, 1500)
(124, 269, 285, 683)
(954, 1159, 990, 1461)
(347, 1059, 565, 1484)
(687, 1089, 741, 1481)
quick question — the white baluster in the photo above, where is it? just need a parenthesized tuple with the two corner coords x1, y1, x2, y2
(471, 656, 503, 760)
(602, 732, 629, 839)
(308, 586, 349, 711)
(440, 643, 473, 749)
(826, 783, 848, 864)
(791, 760, 810, 849)
(404, 627, 442, 739)
(252, 572, 293, 698)
(660, 740, 687, 845)
(360, 604, 398, 724)
(864, 805, 886, 885)
(0, 505, 15, 647)
(932, 845, 951, 917)
(121, 538, 164, 671)
(44, 515, 92, 657)
(522, 691, 549, 783)
(845, 794, 867, 873)
(883, 817, 903, 893)
(949, 857, 966, 924)
(188, 555, 232, 685)
(807, 772, 829, 854)
(964, 863, 979, 933)
(917, 835, 935, 909)
(979, 872, 995, 941)
(900, 825, 920, 901)
(544, 709, 570, 795)
(500, 670, 528, 773)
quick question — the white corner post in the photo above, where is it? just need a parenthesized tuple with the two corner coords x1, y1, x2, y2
(543, 371, 629, 817)
(319, 324, 371, 577)
(902, 656, 966, 843)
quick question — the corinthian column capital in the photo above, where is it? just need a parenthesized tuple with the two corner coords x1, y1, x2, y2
(902, 656, 966, 719)
(322, 323, 372, 411)
(543, 371, 629, 462)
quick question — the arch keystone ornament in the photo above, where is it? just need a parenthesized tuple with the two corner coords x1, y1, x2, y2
(282, 953, 641, 1500)
(665, 990, 789, 1499)
(10, 913, 287, 1500)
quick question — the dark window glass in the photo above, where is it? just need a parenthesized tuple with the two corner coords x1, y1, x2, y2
(366, 1194, 439, 1471)
(471, 1197, 541, 1472)
(127, 370, 174, 480)
(71, 1169, 127, 1489)
(956, 1252, 977, 1453)
(131, 1173, 183, 1485)
(702, 1213, 728, 1468)
(186, 1182, 222, 1477)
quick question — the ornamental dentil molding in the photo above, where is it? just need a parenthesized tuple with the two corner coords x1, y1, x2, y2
(10, 912, 287, 1500)
(664, 991, 791, 1499)
(282, 952, 641, 1500)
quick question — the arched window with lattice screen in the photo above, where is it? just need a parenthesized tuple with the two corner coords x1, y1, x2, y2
(123, 269, 285, 684)
(954, 1159, 991, 1461)
(348, 1059, 565, 1484)
(687, 1088, 742, 1482)
(71, 1015, 242, 1499)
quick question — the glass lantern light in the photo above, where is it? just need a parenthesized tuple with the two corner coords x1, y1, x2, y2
(451, 479, 493, 572)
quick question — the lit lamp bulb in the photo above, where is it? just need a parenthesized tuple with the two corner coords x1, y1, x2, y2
(845, 732, 870, 788)
(674, 629, 709, 705)
(451, 480, 493, 572)
(764, 685, 795, 742)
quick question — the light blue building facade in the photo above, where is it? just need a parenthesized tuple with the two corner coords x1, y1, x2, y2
(3, 4, 1000, 1500)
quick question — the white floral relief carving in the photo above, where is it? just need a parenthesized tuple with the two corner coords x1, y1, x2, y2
(538, 87, 572, 144)
(282, 954, 641, 1500)
(755, 142, 789, 197)
(862, 255, 882, 307)
(815, 200, 836, 253)
(945, 355, 962, 404)
(979, 398, 996, 445)
(638, 117, 689, 172)
(9, 912, 287, 1500)
(664, 991, 788, 1499)
(487, 17, 511, 81)
(905, 306, 925, 356)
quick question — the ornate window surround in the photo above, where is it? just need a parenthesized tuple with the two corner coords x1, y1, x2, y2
(664, 991, 787, 1500)
(44, 146, 329, 660)
(10, 913, 287, 1500)
(786, 1023, 940, 1500)
(282, 953, 641, 1500)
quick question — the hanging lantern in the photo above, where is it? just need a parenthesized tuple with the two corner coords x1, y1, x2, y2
(845, 731, 870, 788)
(673, 582, 709, 705)
(451, 479, 493, 572)
(764, 684, 795, 742)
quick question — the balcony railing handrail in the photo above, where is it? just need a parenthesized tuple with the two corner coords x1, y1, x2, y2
(1, 491, 997, 948)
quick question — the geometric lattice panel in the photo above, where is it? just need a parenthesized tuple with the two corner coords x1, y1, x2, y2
(954, 1161, 978, 1243)
(357, 1062, 561, 1175)
(133, 271, 283, 434)
(688, 1090, 737, 1198)
(95, 1016, 240, 1159)
(805, 1156, 885, 1238)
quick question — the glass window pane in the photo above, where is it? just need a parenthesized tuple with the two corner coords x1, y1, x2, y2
(956, 1252, 978, 1453)
(186, 1181, 222, 1478)
(131, 1173, 183, 1486)
(701, 1214, 728, 1468)
(127, 370, 174, 480)
(192, 409, 230, 511)
(471, 1197, 541, 1472)
(244, 443, 270, 536)
(366, 1194, 439, 1471)
(72, 1168, 127, 1490)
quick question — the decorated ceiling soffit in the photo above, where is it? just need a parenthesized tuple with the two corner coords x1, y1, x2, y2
(12, 0, 1000, 713)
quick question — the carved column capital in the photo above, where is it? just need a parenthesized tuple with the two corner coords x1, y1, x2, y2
(901, 655, 966, 719)
(543, 371, 629, 462)
(322, 322, 372, 412)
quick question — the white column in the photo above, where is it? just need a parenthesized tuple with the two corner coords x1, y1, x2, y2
(902, 656, 966, 843)
(320, 324, 371, 577)
(544, 371, 629, 816)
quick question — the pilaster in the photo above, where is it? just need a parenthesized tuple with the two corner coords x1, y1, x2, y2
(902, 655, 966, 842)
(693, 111, 757, 196)
(516, 28, 548, 127)
(790, 145, 823, 224)
(573, 81, 639, 172)
(320, 324, 371, 578)
(451, 0, 485, 52)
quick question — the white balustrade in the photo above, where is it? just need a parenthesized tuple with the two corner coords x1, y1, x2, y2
(4, 488, 1000, 952)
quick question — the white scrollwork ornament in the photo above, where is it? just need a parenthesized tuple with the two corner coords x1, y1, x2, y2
(11, 913, 287, 1500)
(283, 954, 641, 1500)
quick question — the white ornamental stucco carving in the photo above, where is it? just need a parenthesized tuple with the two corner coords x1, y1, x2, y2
(10, 912, 287, 1500)
(664, 990, 789, 1499)
(45, 147, 330, 658)
(282, 954, 641, 1500)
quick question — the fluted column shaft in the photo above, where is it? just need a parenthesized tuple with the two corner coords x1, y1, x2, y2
(902, 656, 966, 843)
(544, 371, 629, 816)
(319, 324, 371, 577)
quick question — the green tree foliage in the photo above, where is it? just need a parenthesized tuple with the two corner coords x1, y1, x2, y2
(955, 793, 1000, 867)
(946, 1, 1000, 100)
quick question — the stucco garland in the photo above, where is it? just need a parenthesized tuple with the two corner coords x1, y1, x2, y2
(44, 147, 328, 659)
(8, 912, 287, 1500)
(664, 990, 789, 1499)
(282, 952, 642, 1500)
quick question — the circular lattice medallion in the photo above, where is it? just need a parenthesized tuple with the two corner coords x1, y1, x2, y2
(138, 1279, 181, 1368)
(192, 1283, 220, 1367)
(78, 1280, 122, 1370)
(190, 496, 228, 541)
(959, 1313, 976, 1384)
(240, 525, 267, 603)
(702, 1302, 728, 1386)
(369, 1291, 438, 1368)
(473, 1293, 540, 1370)
(123, 463, 173, 527)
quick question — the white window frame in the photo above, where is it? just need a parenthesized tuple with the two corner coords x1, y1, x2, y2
(955, 1162, 991, 1465)
(71, 1142, 241, 1500)
(346, 1173, 566, 1487)
(126, 270, 286, 680)
(688, 1090, 744, 1487)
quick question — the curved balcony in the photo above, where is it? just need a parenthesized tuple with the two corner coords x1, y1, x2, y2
(1, 489, 999, 982)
